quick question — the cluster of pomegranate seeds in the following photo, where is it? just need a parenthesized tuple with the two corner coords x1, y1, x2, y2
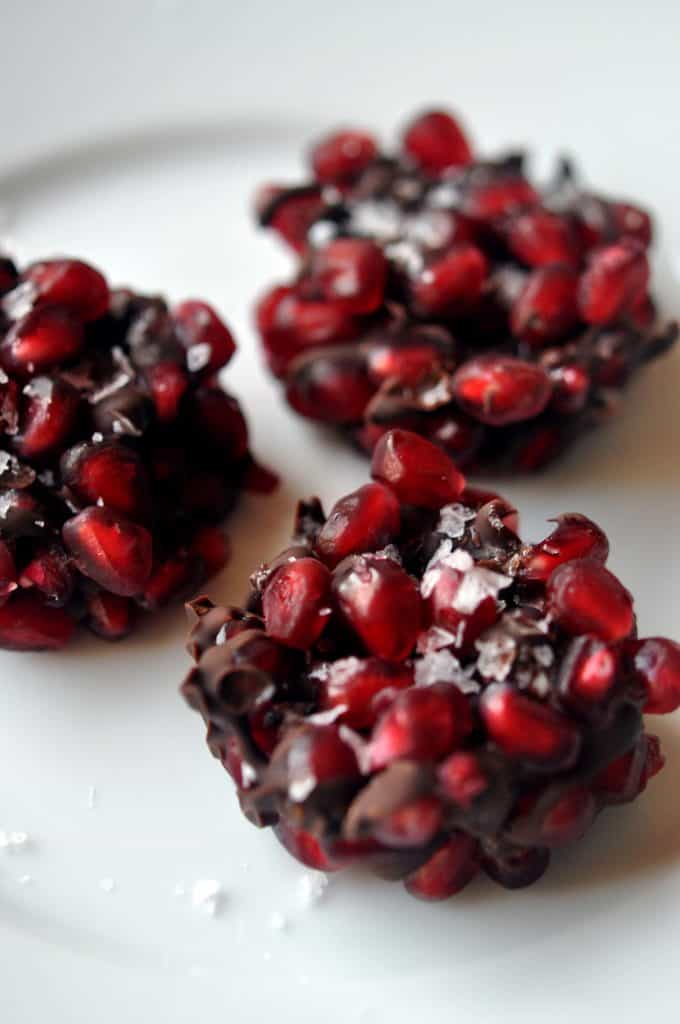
(255, 109, 677, 472)
(181, 428, 678, 901)
(0, 254, 271, 651)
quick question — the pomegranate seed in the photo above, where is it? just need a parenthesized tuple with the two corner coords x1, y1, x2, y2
(315, 482, 400, 568)
(427, 413, 483, 466)
(276, 723, 361, 793)
(191, 387, 249, 460)
(243, 460, 279, 495)
(61, 441, 150, 521)
(438, 751, 489, 809)
(402, 110, 472, 174)
(310, 129, 378, 186)
(374, 795, 443, 848)
(460, 486, 519, 532)
(611, 202, 653, 247)
(0, 591, 75, 650)
(593, 733, 664, 804)
(423, 558, 502, 652)
(315, 656, 414, 729)
(369, 684, 473, 769)
(510, 266, 580, 347)
(629, 292, 656, 330)
(247, 701, 281, 757)
(190, 525, 231, 578)
(463, 177, 538, 220)
(62, 506, 153, 597)
(142, 551, 199, 610)
(0, 308, 84, 375)
(313, 239, 387, 314)
(263, 557, 332, 649)
(19, 546, 73, 606)
(23, 258, 109, 321)
(482, 845, 550, 889)
(520, 786, 597, 847)
(518, 513, 609, 583)
(146, 361, 189, 423)
(504, 208, 580, 268)
(274, 820, 345, 872)
(404, 833, 479, 900)
(510, 424, 564, 472)
(547, 560, 634, 642)
(366, 333, 453, 386)
(370, 428, 465, 508)
(256, 285, 357, 377)
(286, 348, 375, 424)
(334, 553, 422, 661)
(631, 637, 680, 714)
(558, 636, 619, 704)
(173, 300, 236, 374)
(578, 240, 649, 324)
(14, 377, 80, 459)
(480, 684, 581, 769)
(410, 244, 487, 316)
(85, 590, 134, 640)
(256, 185, 325, 252)
(452, 355, 553, 425)
(549, 363, 590, 414)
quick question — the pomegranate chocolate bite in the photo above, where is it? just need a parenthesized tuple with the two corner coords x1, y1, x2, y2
(181, 428, 678, 900)
(255, 109, 677, 472)
(0, 254, 272, 651)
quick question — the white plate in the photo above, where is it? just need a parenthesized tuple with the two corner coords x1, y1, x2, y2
(2, 13, 680, 1024)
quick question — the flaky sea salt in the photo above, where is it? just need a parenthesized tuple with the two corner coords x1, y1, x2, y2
(241, 762, 258, 789)
(298, 871, 328, 909)
(475, 632, 517, 681)
(305, 705, 348, 726)
(437, 503, 476, 540)
(269, 911, 287, 931)
(0, 830, 29, 850)
(99, 877, 116, 893)
(416, 625, 458, 654)
(191, 879, 224, 917)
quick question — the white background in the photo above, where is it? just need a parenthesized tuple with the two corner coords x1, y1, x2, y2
(2, 3, 680, 1023)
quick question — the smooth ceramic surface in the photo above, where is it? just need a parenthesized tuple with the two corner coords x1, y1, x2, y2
(2, 5, 680, 1022)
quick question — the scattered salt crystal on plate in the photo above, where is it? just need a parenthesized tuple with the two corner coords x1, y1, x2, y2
(99, 877, 116, 893)
(269, 911, 287, 931)
(298, 871, 328, 909)
(191, 879, 224, 917)
(0, 830, 30, 851)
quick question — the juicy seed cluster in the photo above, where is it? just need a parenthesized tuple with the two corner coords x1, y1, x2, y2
(181, 428, 678, 901)
(255, 108, 676, 472)
(0, 254, 271, 650)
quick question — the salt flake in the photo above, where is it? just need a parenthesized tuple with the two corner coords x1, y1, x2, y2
(298, 871, 328, 909)
(191, 879, 224, 917)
